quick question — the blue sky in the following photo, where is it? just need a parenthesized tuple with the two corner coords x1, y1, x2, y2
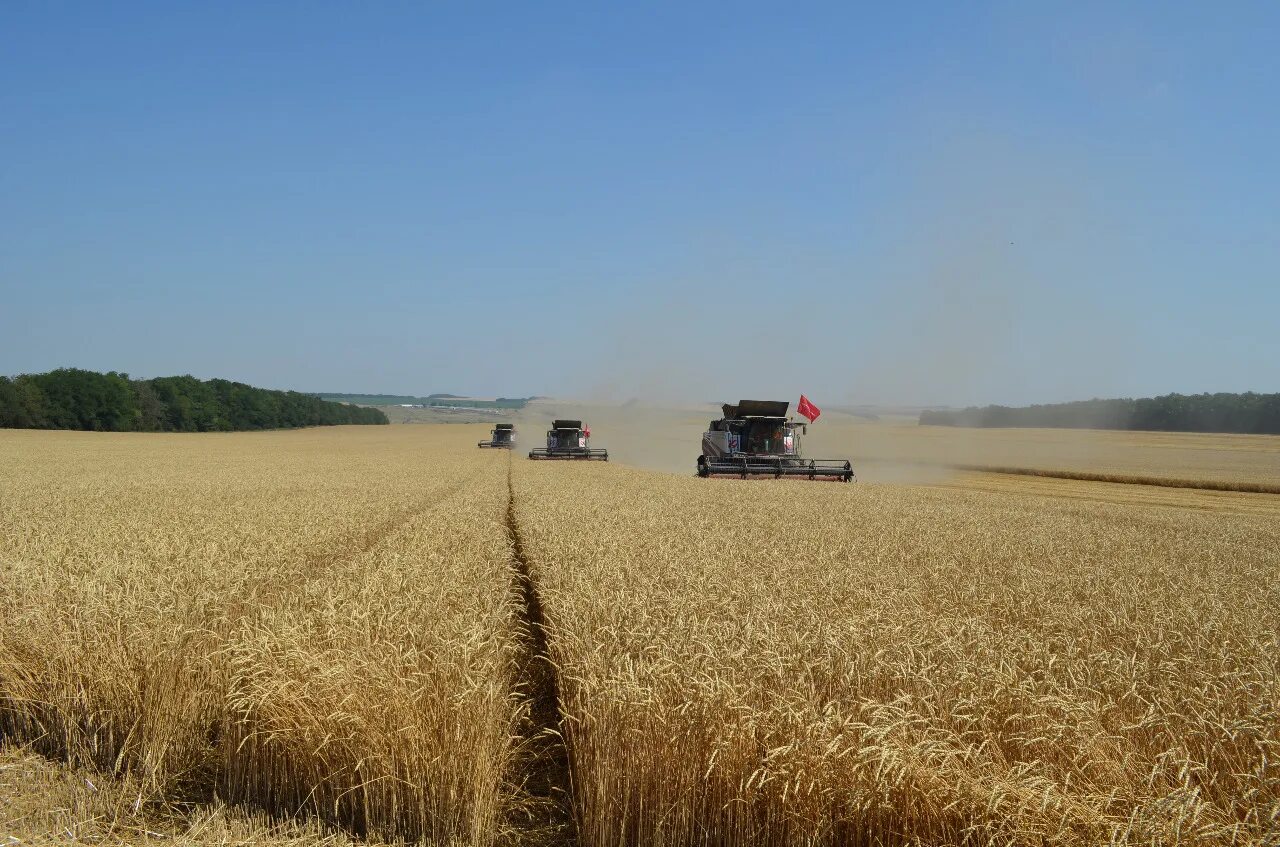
(2, 2, 1276, 406)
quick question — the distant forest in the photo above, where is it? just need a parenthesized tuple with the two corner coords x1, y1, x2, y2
(0, 369, 388, 432)
(919, 392, 1280, 435)
(316, 393, 531, 409)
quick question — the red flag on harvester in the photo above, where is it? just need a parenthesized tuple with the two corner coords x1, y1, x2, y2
(797, 395, 821, 422)
(584, 423, 591, 437)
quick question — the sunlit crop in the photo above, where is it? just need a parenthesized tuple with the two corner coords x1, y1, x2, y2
(512, 460, 1280, 846)
(3, 425, 1278, 846)
(0, 427, 523, 845)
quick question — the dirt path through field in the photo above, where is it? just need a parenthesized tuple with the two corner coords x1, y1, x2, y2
(504, 457, 578, 846)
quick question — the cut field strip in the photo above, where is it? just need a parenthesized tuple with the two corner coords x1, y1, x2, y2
(854, 456, 1280, 494)
(953, 463, 1280, 493)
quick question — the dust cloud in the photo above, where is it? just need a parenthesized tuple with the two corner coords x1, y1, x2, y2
(516, 400, 710, 475)
(512, 126, 1166, 482)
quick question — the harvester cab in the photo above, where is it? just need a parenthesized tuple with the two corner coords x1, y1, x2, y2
(478, 423, 516, 449)
(528, 419, 609, 461)
(697, 400, 853, 481)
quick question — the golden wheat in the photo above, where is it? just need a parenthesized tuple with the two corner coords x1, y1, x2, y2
(511, 459, 1280, 846)
(4, 424, 1278, 846)
(0, 426, 523, 845)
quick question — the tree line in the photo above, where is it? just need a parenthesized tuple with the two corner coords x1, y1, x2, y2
(0, 368, 389, 431)
(919, 392, 1280, 435)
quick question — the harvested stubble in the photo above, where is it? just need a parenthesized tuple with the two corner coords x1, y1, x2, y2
(811, 420, 1280, 489)
(0, 741, 389, 845)
(510, 460, 1280, 846)
(0, 427, 523, 845)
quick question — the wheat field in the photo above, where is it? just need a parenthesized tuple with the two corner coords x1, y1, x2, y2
(3, 424, 1278, 845)
(511, 461, 1279, 846)
(1, 427, 526, 844)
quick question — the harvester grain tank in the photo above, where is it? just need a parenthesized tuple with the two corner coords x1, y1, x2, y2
(478, 423, 516, 449)
(697, 400, 853, 481)
(528, 419, 608, 461)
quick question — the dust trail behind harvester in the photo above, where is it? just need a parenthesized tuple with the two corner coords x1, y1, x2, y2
(514, 127, 1143, 484)
(517, 399, 709, 474)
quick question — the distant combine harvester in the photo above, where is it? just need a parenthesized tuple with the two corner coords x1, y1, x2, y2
(528, 419, 608, 461)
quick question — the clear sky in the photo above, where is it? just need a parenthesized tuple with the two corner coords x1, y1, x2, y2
(3, 2, 1276, 407)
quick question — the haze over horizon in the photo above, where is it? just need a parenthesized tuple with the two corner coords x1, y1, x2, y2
(3, 3, 1277, 408)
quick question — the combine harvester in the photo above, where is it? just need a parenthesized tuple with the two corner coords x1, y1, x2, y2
(477, 423, 516, 449)
(697, 399, 854, 481)
(528, 419, 608, 461)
